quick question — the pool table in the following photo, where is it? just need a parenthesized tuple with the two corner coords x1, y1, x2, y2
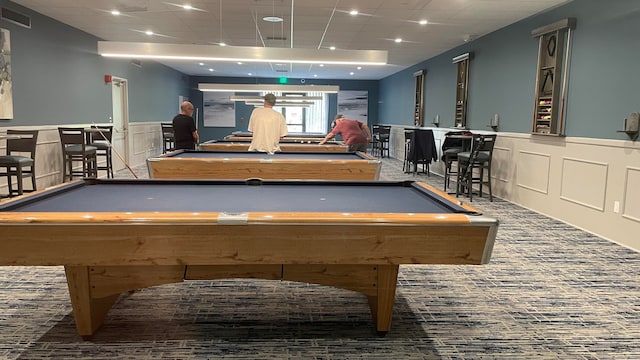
(0, 179, 498, 338)
(230, 131, 326, 138)
(147, 150, 381, 180)
(200, 139, 349, 153)
(224, 135, 330, 143)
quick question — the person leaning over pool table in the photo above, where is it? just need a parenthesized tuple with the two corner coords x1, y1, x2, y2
(319, 114, 371, 152)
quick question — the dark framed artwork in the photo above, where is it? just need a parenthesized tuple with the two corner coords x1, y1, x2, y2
(0, 28, 13, 119)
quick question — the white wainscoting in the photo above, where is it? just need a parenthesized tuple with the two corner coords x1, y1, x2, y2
(623, 167, 640, 223)
(0, 122, 164, 194)
(386, 125, 640, 252)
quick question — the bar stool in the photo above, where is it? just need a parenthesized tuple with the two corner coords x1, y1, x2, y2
(456, 134, 497, 201)
(161, 123, 175, 153)
(442, 131, 473, 191)
(402, 129, 414, 173)
(58, 127, 98, 181)
(370, 125, 380, 156)
(376, 125, 391, 158)
(0, 130, 38, 197)
(408, 128, 437, 175)
(87, 125, 114, 178)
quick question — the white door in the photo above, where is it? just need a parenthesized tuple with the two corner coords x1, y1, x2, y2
(111, 77, 129, 173)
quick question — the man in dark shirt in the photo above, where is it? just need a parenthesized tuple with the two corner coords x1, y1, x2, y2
(172, 101, 199, 150)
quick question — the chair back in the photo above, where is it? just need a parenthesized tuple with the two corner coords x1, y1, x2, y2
(88, 125, 113, 143)
(58, 127, 94, 157)
(442, 131, 472, 151)
(378, 125, 391, 140)
(6, 130, 38, 158)
(404, 129, 414, 142)
(161, 123, 174, 137)
(371, 125, 380, 139)
(469, 134, 497, 163)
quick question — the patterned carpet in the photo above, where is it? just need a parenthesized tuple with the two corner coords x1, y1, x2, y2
(1, 158, 639, 359)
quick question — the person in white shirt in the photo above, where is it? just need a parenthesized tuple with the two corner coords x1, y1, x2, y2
(248, 93, 288, 154)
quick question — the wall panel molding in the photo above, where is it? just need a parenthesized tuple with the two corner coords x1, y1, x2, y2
(560, 157, 608, 212)
(623, 167, 640, 223)
(517, 150, 551, 194)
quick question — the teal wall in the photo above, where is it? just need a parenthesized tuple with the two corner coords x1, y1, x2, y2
(4, 0, 637, 141)
(0, 0, 189, 127)
(379, 0, 640, 140)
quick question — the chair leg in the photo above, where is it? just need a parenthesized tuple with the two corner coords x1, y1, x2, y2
(107, 152, 114, 178)
(468, 166, 474, 202)
(455, 162, 462, 197)
(16, 167, 24, 196)
(443, 161, 448, 190)
(6, 170, 13, 197)
(64, 156, 71, 181)
(478, 166, 484, 198)
(487, 165, 493, 202)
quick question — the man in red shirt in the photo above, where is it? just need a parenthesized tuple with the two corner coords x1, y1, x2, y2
(319, 114, 371, 152)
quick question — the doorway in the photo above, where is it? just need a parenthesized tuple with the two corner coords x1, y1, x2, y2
(110, 77, 129, 173)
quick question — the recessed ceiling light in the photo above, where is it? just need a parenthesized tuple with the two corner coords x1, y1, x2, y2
(349, 10, 358, 16)
(111, 10, 120, 16)
(313, 74, 318, 77)
(357, 66, 362, 70)
(183, 5, 192, 10)
(349, 72, 355, 75)
(419, 20, 428, 25)
(329, 46, 336, 50)
(263, 16, 283, 23)
(394, 38, 402, 43)
(220, 42, 226, 47)
(248, 72, 252, 76)
(237, 62, 243, 65)
(145, 30, 154, 36)
(319, 64, 325, 67)
(198, 62, 204, 66)
(208, 68, 214, 72)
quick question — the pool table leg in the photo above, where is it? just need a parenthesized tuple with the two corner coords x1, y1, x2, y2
(368, 264, 399, 336)
(65, 266, 120, 338)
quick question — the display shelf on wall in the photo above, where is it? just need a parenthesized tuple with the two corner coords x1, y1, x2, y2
(531, 18, 576, 136)
(413, 70, 425, 127)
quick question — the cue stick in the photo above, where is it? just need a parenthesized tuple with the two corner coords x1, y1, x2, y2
(559, 27, 573, 135)
(194, 107, 201, 150)
(91, 123, 139, 179)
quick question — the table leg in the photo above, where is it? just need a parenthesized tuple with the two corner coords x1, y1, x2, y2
(64, 265, 186, 338)
(64, 266, 120, 338)
(367, 264, 399, 335)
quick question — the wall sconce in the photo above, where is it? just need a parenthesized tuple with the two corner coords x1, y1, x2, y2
(488, 114, 499, 131)
(433, 114, 440, 127)
(617, 112, 639, 141)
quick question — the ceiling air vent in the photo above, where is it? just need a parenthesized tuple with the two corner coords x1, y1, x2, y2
(0, 7, 31, 29)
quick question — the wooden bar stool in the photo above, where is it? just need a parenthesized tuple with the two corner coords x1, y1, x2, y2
(161, 123, 175, 153)
(87, 125, 114, 178)
(456, 134, 497, 201)
(58, 127, 98, 181)
(0, 130, 39, 197)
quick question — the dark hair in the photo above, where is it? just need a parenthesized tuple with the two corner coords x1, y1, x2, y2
(264, 93, 277, 106)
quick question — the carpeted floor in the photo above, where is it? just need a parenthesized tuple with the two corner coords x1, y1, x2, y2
(1, 158, 639, 359)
